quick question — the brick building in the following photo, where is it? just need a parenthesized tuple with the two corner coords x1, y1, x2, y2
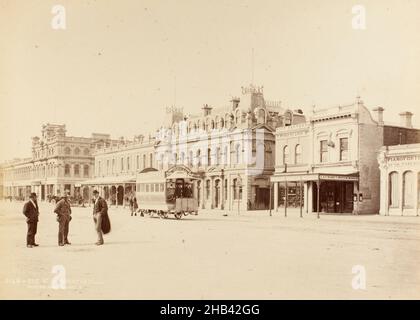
(271, 98, 420, 215)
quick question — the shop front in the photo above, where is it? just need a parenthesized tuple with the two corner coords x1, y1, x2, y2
(271, 173, 359, 216)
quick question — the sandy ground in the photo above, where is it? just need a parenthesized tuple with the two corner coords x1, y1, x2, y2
(0, 200, 419, 300)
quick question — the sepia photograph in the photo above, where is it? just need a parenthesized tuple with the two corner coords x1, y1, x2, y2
(0, 0, 419, 305)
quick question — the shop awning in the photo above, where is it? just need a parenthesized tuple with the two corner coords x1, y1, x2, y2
(271, 172, 359, 183)
(81, 176, 136, 186)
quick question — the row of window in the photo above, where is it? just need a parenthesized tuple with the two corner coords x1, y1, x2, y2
(64, 147, 90, 156)
(281, 138, 349, 165)
(160, 144, 245, 170)
(137, 183, 165, 193)
(64, 164, 90, 177)
(97, 153, 154, 176)
(388, 171, 418, 208)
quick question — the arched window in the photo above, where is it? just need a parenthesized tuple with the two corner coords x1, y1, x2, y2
(98, 161, 101, 176)
(84, 148, 90, 156)
(389, 172, 399, 208)
(127, 157, 130, 171)
(206, 180, 211, 200)
(143, 154, 146, 168)
(74, 147, 80, 155)
(224, 146, 228, 165)
(149, 153, 153, 168)
(235, 144, 241, 164)
(64, 147, 71, 155)
(74, 164, 80, 176)
(84, 165, 89, 177)
(233, 178, 239, 200)
(189, 151, 193, 167)
(196, 149, 201, 167)
(403, 171, 414, 208)
(283, 145, 289, 164)
(64, 164, 71, 176)
(159, 154, 164, 170)
(207, 148, 211, 166)
(220, 118, 224, 128)
(121, 158, 124, 171)
(215, 148, 221, 165)
(295, 144, 302, 164)
(180, 152, 185, 165)
(173, 153, 178, 165)
(136, 155, 140, 170)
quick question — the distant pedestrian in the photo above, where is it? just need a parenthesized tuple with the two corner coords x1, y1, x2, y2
(133, 197, 138, 216)
(22, 192, 40, 248)
(92, 190, 111, 245)
(129, 197, 134, 216)
(54, 191, 72, 246)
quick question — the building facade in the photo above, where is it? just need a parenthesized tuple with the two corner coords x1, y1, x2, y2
(378, 143, 420, 216)
(271, 98, 420, 215)
(154, 85, 305, 211)
(81, 135, 156, 205)
(1, 124, 118, 201)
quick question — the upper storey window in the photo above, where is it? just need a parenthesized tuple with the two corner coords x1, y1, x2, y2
(339, 138, 349, 161)
(320, 140, 328, 163)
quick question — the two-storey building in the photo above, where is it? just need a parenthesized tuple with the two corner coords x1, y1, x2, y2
(1, 124, 117, 201)
(81, 135, 156, 205)
(271, 98, 420, 215)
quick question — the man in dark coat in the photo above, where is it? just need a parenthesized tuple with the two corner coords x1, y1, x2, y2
(22, 192, 40, 248)
(54, 191, 72, 246)
(92, 190, 110, 245)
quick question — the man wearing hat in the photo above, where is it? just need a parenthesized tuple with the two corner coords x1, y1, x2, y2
(92, 190, 108, 245)
(22, 192, 40, 248)
(54, 191, 72, 246)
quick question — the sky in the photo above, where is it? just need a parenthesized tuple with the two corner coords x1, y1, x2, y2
(1, 0, 419, 162)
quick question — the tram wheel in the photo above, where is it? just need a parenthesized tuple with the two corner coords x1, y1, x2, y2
(174, 212, 182, 220)
(163, 212, 169, 219)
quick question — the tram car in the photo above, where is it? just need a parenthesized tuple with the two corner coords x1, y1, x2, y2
(136, 167, 200, 219)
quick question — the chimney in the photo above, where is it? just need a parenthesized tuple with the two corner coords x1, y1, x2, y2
(202, 104, 212, 117)
(372, 107, 384, 125)
(231, 97, 240, 110)
(399, 111, 413, 128)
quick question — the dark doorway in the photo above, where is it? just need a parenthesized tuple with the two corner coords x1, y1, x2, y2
(41, 185, 45, 201)
(255, 186, 270, 210)
(214, 180, 220, 208)
(313, 181, 354, 213)
(117, 186, 124, 206)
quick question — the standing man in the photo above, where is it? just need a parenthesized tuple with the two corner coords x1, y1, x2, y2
(23, 193, 40, 248)
(92, 190, 109, 245)
(54, 191, 72, 246)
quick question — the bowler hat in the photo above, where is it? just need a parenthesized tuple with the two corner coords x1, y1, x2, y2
(92, 190, 99, 194)
(29, 192, 37, 198)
